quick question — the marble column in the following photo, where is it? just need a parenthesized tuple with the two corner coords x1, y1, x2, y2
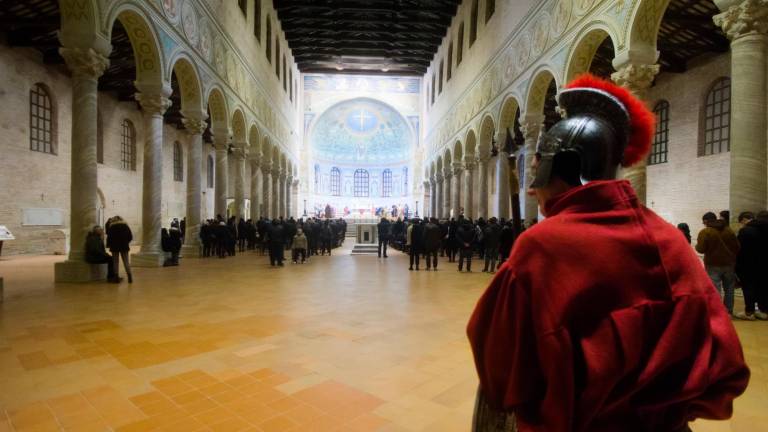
(463, 160, 475, 219)
(213, 131, 229, 219)
(435, 175, 444, 219)
(55, 48, 109, 282)
(181, 116, 207, 258)
(476, 155, 490, 219)
(497, 132, 511, 220)
(422, 181, 430, 218)
(132, 89, 172, 267)
(451, 163, 462, 218)
(249, 158, 262, 220)
(286, 175, 294, 218)
(429, 178, 437, 218)
(272, 170, 281, 218)
(442, 170, 452, 218)
(262, 163, 272, 219)
(715, 0, 768, 218)
(233, 146, 247, 219)
(611, 63, 660, 205)
(520, 115, 543, 223)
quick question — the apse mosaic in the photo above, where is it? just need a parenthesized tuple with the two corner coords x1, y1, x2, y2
(311, 98, 413, 164)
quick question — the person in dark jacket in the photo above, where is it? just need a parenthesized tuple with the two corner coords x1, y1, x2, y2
(408, 218, 424, 271)
(215, 221, 230, 258)
(292, 227, 308, 264)
(677, 222, 692, 244)
(106, 216, 133, 283)
(695, 211, 740, 315)
(320, 221, 334, 256)
(456, 219, 477, 272)
(377, 218, 391, 258)
(267, 220, 285, 266)
(161, 226, 182, 266)
(237, 218, 247, 252)
(85, 226, 118, 282)
(446, 219, 458, 262)
(200, 221, 213, 257)
(423, 218, 442, 271)
(499, 221, 516, 267)
(482, 218, 502, 273)
(735, 211, 768, 320)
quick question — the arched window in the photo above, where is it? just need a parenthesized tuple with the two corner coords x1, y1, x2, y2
(402, 167, 408, 196)
(382, 169, 393, 197)
(238, 0, 247, 16)
(354, 169, 369, 197)
(457, 23, 465, 65)
(97, 110, 104, 164)
(438, 59, 444, 94)
(29, 83, 56, 154)
(120, 119, 136, 171)
(485, 0, 495, 23)
(701, 78, 731, 156)
(207, 155, 215, 188)
(331, 167, 341, 196)
(470, 0, 479, 46)
(266, 17, 272, 62)
(649, 100, 670, 165)
(447, 43, 453, 81)
(275, 38, 281, 76)
(431, 74, 436, 104)
(253, 0, 261, 41)
(173, 141, 183, 182)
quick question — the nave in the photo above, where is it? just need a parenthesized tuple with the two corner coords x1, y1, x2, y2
(0, 248, 765, 431)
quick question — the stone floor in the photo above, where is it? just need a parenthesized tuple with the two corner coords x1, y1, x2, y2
(0, 245, 765, 431)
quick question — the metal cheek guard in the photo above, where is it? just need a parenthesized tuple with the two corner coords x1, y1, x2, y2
(529, 132, 564, 189)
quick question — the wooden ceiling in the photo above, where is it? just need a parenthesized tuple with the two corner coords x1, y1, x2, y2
(273, 0, 461, 75)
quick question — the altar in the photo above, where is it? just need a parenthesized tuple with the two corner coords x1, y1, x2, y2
(356, 224, 378, 244)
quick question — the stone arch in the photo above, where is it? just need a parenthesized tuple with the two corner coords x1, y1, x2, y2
(524, 67, 558, 117)
(105, 3, 165, 87)
(565, 25, 618, 82)
(452, 140, 463, 163)
(443, 147, 453, 171)
(498, 95, 521, 132)
(436, 155, 444, 175)
(169, 54, 204, 114)
(478, 115, 496, 155)
(206, 86, 229, 130)
(624, 0, 672, 64)
(249, 125, 261, 156)
(231, 109, 247, 146)
(280, 154, 288, 172)
(464, 129, 478, 162)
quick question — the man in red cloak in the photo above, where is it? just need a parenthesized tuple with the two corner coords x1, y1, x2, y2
(467, 75, 749, 432)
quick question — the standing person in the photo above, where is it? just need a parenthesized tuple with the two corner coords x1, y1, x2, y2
(447, 218, 459, 262)
(215, 221, 229, 258)
(237, 218, 247, 252)
(200, 221, 212, 258)
(408, 218, 424, 271)
(498, 221, 515, 268)
(457, 219, 477, 272)
(292, 227, 308, 264)
(677, 222, 692, 244)
(467, 75, 748, 431)
(321, 221, 334, 256)
(482, 218, 501, 273)
(106, 216, 133, 283)
(423, 217, 442, 271)
(735, 211, 768, 320)
(84, 226, 117, 282)
(696, 211, 740, 316)
(267, 220, 285, 266)
(377, 217, 391, 258)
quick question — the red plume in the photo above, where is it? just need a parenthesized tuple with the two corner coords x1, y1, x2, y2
(566, 73, 655, 167)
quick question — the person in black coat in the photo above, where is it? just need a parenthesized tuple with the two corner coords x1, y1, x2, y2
(320, 221, 334, 256)
(237, 218, 247, 252)
(498, 221, 516, 267)
(311, 220, 323, 256)
(106, 216, 133, 283)
(377, 218, 391, 258)
(482, 218, 502, 273)
(161, 227, 182, 266)
(85, 226, 117, 282)
(409, 218, 424, 271)
(423, 218, 442, 271)
(456, 219, 477, 272)
(446, 219, 459, 262)
(267, 220, 285, 266)
(735, 211, 768, 320)
(215, 221, 230, 258)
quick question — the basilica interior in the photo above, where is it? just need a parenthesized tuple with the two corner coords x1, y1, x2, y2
(0, 0, 767, 431)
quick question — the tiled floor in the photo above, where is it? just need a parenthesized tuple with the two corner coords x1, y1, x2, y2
(0, 246, 765, 431)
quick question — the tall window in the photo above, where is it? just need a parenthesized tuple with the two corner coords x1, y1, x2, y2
(29, 83, 55, 154)
(207, 155, 214, 188)
(275, 38, 281, 76)
(701, 77, 731, 156)
(649, 100, 670, 165)
(438, 60, 444, 94)
(173, 141, 183, 182)
(447, 43, 453, 81)
(253, 0, 261, 41)
(431, 74, 436, 104)
(238, 0, 247, 16)
(457, 23, 465, 65)
(382, 169, 393, 197)
(485, 0, 495, 23)
(354, 169, 369, 197)
(266, 18, 272, 62)
(97, 110, 104, 164)
(289, 69, 293, 101)
(121, 119, 136, 171)
(283, 56, 287, 91)
(331, 167, 341, 196)
(470, 0, 479, 46)
(402, 167, 408, 196)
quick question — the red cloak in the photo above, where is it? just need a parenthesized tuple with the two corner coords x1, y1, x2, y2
(467, 180, 749, 432)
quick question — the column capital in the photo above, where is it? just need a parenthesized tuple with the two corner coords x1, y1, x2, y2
(463, 159, 476, 171)
(476, 154, 491, 164)
(182, 117, 207, 136)
(292, 178, 300, 187)
(451, 162, 464, 176)
(233, 146, 248, 160)
(423, 180, 431, 188)
(714, 0, 768, 40)
(435, 173, 444, 182)
(59, 47, 109, 80)
(519, 116, 544, 141)
(136, 93, 172, 116)
(611, 63, 660, 95)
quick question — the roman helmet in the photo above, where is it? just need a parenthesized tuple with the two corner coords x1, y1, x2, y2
(530, 74, 655, 189)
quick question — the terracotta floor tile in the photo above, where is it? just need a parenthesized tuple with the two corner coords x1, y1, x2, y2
(16, 351, 51, 370)
(151, 377, 194, 397)
(8, 402, 56, 429)
(258, 414, 298, 432)
(129, 391, 169, 407)
(193, 406, 236, 426)
(209, 417, 253, 432)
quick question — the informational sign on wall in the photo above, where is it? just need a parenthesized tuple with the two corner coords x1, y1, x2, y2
(0, 225, 14, 240)
(22, 208, 64, 226)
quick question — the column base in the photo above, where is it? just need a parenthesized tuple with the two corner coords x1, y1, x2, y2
(54, 260, 107, 283)
(181, 244, 200, 258)
(131, 252, 164, 268)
